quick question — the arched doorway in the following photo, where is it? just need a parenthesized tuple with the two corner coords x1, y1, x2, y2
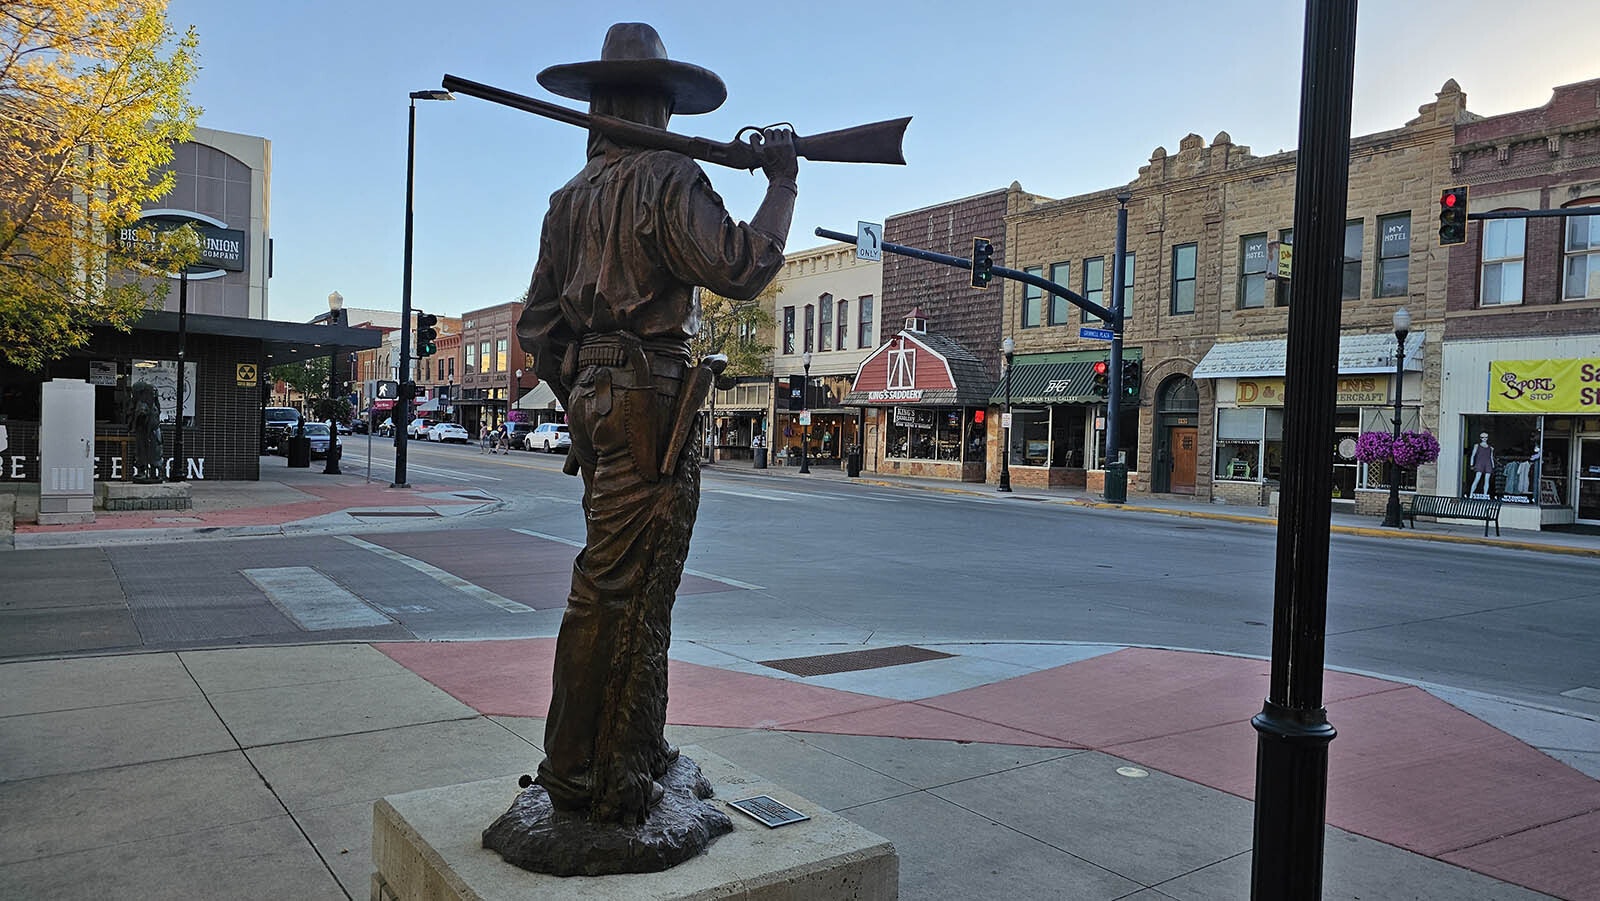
(1152, 375, 1199, 494)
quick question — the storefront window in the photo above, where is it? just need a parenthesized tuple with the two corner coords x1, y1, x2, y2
(1015, 408, 1049, 465)
(1460, 414, 1552, 503)
(1216, 407, 1263, 479)
(1358, 407, 1420, 492)
(886, 407, 965, 461)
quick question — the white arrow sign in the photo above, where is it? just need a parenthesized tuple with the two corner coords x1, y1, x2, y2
(856, 221, 883, 262)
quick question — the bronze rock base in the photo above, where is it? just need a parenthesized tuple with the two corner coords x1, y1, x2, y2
(481, 756, 732, 876)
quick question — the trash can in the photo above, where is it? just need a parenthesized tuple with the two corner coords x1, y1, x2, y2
(846, 449, 862, 478)
(754, 447, 767, 469)
(286, 435, 312, 468)
(1104, 461, 1128, 503)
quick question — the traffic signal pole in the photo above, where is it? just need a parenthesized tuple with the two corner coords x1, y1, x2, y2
(1103, 193, 1131, 503)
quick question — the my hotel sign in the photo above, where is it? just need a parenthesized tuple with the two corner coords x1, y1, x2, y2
(1235, 376, 1389, 406)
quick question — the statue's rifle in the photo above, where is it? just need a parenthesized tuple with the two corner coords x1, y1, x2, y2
(441, 74, 910, 169)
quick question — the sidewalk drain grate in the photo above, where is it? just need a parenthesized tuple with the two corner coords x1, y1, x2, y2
(759, 645, 954, 677)
(350, 510, 442, 517)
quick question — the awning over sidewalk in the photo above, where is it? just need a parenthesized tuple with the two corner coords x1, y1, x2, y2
(989, 361, 1100, 405)
(514, 382, 563, 412)
(1192, 331, 1426, 378)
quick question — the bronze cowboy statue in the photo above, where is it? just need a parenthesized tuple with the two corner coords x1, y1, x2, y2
(126, 382, 164, 483)
(473, 22, 811, 876)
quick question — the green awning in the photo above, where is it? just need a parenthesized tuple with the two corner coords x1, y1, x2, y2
(991, 361, 1100, 404)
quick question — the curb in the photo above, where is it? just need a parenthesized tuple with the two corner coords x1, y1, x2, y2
(848, 477, 1600, 558)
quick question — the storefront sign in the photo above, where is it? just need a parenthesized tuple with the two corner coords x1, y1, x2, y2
(893, 406, 933, 428)
(1235, 376, 1388, 406)
(89, 361, 118, 386)
(869, 388, 923, 402)
(1489, 358, 1600, 412)
(235, 363, 258, 386)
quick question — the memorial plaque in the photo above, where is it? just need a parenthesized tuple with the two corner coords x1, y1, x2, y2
(728, 795, 810, 828)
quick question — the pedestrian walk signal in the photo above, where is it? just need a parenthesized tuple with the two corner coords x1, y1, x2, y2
(1438, 186, 1469, 246)
(971, 237, 994, 289)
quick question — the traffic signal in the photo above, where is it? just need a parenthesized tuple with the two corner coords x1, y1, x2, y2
(400, 380, 417, 401)
(971, 237, 994, 289)
(1121, 360, 1142, 400)
(1438, 186, 1469, 246)
(416, 312, 439, 357)
(1091, 360, 1110, 397)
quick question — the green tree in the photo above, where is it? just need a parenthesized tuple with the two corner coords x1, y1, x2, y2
(0, 0, 201, 370)
(692, 283, 778, 377)
(270, 358, 328, 402)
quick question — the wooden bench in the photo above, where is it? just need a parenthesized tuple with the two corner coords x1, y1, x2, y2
(1404, 494, 1502, 537)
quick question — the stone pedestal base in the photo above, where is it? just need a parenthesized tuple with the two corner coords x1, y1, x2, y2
(103, 481, 192, 512)
(372, 747, 897, 900)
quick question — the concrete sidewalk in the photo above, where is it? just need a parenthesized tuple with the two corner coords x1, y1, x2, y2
(2, 639, 1594, 899)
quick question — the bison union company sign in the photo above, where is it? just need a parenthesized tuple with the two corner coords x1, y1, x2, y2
(116, 210, 246, 278)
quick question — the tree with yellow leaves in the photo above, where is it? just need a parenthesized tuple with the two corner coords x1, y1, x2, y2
(0, 0, 200, 370)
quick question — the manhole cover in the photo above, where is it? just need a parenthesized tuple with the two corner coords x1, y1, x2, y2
(759, 645, 954, 677)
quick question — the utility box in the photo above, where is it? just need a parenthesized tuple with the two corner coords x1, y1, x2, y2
(39, 379, 96, 524)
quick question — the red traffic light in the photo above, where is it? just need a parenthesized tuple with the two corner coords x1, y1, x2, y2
(1092, 361, 1109, 375)
(1443, 191, 1460, 208)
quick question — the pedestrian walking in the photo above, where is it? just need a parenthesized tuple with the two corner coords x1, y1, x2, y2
(480, 424, 491, 453)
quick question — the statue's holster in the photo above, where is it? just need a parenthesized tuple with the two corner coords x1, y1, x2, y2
(572, 335, 686, 484)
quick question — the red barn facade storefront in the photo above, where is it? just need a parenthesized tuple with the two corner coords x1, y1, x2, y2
(844, 312, 996, 482)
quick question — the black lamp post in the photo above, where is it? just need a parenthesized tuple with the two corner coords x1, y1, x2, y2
(999, 336, 1014, 492)
(323, 291, 345, 475)
(799, 351, 812, 474)
(394, 88, 453, 489)
(1381, 306, 1412, 528)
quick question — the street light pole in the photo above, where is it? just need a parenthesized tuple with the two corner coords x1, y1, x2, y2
(799, 351, 812, 474)
(1381, 307, 1412, 528)
(323, 291, 345, 475)
(394, 88, 453, 489)
(999, 337, 1014, 492)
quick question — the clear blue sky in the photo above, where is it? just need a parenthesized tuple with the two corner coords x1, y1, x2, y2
(162, 0, 1600, 324)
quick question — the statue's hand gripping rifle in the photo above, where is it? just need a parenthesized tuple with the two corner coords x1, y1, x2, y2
(441, 74, 910, 169)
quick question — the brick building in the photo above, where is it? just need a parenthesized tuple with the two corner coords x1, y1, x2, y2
(999, 82, 1471, 509)
(1436, 77, 1600, 529)
(844, 186, 1041, 481)
(457, 302, 536, 435)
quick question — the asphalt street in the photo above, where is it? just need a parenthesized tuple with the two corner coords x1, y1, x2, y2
(6, 437, 1596, 725)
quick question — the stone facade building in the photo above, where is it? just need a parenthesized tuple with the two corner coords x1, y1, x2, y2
(999, 82, 1472, 510)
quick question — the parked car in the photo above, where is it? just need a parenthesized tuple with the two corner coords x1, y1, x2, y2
(263, 406, 301, 451)
(302, 422, 332, 458)
(427, 422, 470, 443)
(378, 418, 394, 437)
(527, 422, 571, 453)
(407, 418, 434, 439)
(503, 421, 537, 450)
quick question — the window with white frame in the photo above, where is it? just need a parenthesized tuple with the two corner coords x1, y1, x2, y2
(1563, 209, 1600, 300)
(858, 295, 873, 348)
(804, 304, 815, 352)
(1022, 266, 1043, 327)
(496, 338, 508, 371)
(465, 344, 476, 374)
(1121, 252, 1135, 320)
(1480, 218, 1525, 306)
(1239, 234, 1268, 309)
(782, 306, 795, 354)
(836, 298, 848, 349)
(1377, 213, 1410, 297)
(818, 295, 833, 351)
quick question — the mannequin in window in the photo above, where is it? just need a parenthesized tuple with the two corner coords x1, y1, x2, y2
(1468, 432, 1493, 498)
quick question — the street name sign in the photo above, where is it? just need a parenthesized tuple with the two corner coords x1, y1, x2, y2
(1079, 326, 1115, 341)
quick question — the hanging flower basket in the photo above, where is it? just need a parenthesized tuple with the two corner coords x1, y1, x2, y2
(1353, 430, 1440, 468)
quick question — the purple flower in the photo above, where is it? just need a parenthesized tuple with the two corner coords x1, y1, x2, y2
(1354, 431, 1393, 464)
(1354, 429, 1440, 468)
